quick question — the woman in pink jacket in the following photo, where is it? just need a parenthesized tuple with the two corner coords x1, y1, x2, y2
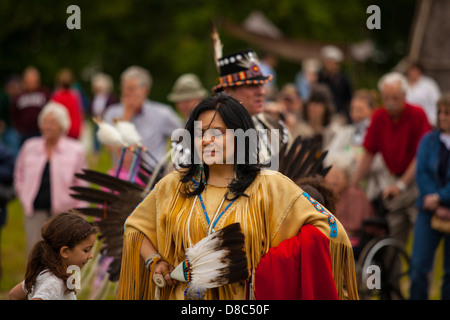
(14, 102, 87, 254)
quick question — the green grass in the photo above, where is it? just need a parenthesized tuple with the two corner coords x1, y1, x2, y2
(0, 199, 26, 299)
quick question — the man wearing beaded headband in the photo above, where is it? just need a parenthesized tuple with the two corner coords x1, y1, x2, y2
(213, 49, 272, 116)
(213, 49, 289, 163)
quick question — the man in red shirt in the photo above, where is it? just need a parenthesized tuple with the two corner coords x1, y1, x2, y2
(51, 68, 83, 139)
(352, 72, 431, 246)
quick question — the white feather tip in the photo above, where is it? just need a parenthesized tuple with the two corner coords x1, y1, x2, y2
(114, 120, 142, 146)
(172, 223, 248, 291)
(96, 121, 125, 147)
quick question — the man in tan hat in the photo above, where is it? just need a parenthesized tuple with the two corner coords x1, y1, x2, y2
(167, 73, 208, 121)
(318, 45, 352, 122)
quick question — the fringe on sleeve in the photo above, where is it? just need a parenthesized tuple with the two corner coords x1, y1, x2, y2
(116, 230, 173, 300)
(116, 231, 149, 300)
(329, 239, 359, 300)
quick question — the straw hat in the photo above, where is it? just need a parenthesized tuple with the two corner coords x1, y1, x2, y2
(320, 45, 344, 63)
(167, 73, 208, 102)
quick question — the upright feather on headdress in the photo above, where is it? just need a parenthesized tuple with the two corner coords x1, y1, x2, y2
(210, 21, 223, 73)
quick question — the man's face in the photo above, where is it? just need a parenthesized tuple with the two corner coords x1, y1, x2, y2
(322, 58, 340, 75)
(121, 78, 148, 112)
(381, 82, 405, 119)
(438, 105, 450, 133)
(406, 66, 421, 84)
(324, 166, 348, 196)
(227, 84, 266, 116)
(176, 98, 202, 119)
(350, 97, 373, 124)
(23, 69, 41, 91)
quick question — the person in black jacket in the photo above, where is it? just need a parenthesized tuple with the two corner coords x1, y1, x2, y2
(318, 45, 353, 123)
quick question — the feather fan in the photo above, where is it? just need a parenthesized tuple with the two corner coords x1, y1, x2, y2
(113, 119, 143, 147)
(70, 169, 148, 281)
(170, 223, 248, 295)
(93, 117, 125, 147)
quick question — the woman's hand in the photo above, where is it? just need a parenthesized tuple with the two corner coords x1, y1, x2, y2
(154, 260, 177, 286)
(382, 185, 402, 200)
(423, 193, 440, 211)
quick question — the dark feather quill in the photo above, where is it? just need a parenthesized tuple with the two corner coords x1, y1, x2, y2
(70, 164, 161, 281)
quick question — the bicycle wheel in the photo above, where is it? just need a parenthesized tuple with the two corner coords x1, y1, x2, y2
(358, 238, 410, 300)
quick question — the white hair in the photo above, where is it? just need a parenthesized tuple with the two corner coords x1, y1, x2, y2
(91, 73, 113, 93)
(38, 102, 71, 134)
(121, 65, 152, 89)
(377, 72, 408, 93)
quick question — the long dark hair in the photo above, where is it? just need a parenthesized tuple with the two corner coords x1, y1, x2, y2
(178, 93, 261, 200)
(24, 211, 97, 294)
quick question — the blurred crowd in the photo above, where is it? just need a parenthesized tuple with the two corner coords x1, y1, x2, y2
(259, 45, 448, 300)
(0, 43, 449, 300)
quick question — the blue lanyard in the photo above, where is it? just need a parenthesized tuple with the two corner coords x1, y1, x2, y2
(198, 193, 235, 231)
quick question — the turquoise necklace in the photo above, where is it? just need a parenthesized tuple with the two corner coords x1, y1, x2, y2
(198, 192, 235, 234)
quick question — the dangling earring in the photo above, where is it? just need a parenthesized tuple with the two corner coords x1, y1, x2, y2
(197, 163, 207, 188)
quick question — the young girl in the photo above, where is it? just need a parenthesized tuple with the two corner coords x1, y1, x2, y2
(9, 211, 97, 300)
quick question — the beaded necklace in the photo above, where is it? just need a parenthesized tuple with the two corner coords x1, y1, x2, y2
(186, 179, 236, 246)
(198, 192, 236, 234)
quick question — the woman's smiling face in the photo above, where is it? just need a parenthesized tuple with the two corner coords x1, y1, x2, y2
(194, 110, 234, 166)
(63, 234, 96, 270)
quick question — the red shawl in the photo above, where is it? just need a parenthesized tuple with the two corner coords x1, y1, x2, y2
(254, 224, 339, 300)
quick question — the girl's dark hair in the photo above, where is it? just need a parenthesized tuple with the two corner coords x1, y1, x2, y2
(24, 211, 97, 294)
(178, 93, 261, 200)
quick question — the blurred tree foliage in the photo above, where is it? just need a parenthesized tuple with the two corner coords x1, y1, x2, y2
(0, 0, 416, 103)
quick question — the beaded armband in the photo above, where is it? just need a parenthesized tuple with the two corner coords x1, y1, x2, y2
(145, 253, 162, 270)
